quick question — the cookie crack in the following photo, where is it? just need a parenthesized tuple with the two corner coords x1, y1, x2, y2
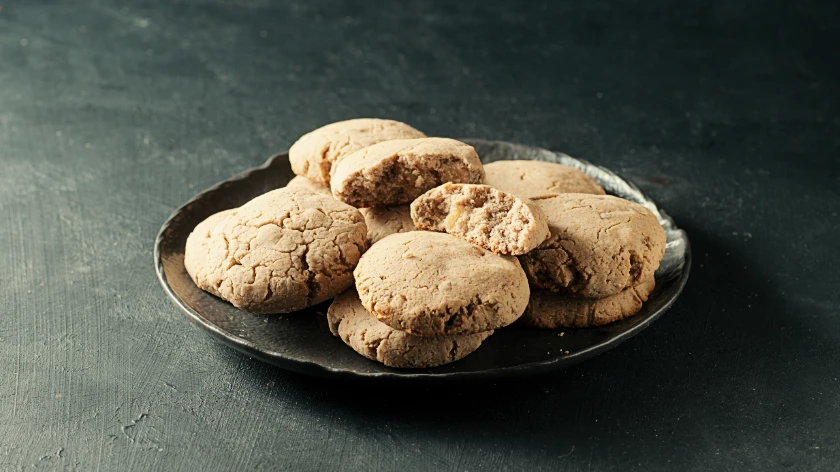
(628, 249, 643, 283)
(586, 304, 597, 326)
(373, 330, 395, 360)
(221, 233, 244, 270)
(449, 339, 459, 361)
(596, 218, 632, 241)
(299, 243, 317, 303)
(400, 342, 419, 358)
(262, 277, 275, 302)
(330, 135, 354, 159)
(439, 296, 498, 333)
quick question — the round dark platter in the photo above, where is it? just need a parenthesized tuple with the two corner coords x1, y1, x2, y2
(154, 139, 690, 380)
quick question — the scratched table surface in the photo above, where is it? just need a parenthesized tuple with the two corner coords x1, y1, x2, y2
(1, 1, 838, 471)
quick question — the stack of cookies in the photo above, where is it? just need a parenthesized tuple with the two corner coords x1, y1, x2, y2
(183, 118, 666, 369)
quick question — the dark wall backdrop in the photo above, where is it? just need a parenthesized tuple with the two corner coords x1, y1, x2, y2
(1, 1, 838, 470)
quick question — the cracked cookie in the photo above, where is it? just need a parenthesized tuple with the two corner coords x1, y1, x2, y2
(521, 277, 656, 328)
(330, 137, 485, 208)
(286, 175, 331, 194)
(328, 289, 492, 368)
(483, 160, 605, 198)
(184, 208, 238, 299)
(410, 183, 550, 255)
(519, 194, 666, 298)
(354, 231, 529, 336)
(184, 188, 367, 314)
(289, 118, 425, 186)
(359, 205, 415, 245)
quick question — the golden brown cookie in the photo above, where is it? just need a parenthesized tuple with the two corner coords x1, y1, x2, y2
(410, 183, 550, 255)
(330, 138, 485, 208)
(519, 194, 666, 298)
(483, 160, 605, 198)
(354, 231, 529, 336)
(184, 188, 367, 313)
(328, 289, 492, 368)
(184, 209, 237, 299)
(289, 118, 425, 186)
(359, 205, 415, 245)
(520, 277, 656, 328)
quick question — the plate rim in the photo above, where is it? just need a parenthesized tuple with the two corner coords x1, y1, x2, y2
(154, 139, 692, 380)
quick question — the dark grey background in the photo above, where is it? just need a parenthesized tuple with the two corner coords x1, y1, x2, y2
(1, 0, 838, 470)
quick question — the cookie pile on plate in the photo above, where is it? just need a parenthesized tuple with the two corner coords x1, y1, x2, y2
(183, 118, 666, 369)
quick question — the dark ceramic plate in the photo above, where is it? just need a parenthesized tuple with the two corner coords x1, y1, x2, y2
(155, 140, 690, 380)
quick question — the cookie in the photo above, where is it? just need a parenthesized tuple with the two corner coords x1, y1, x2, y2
(185, 188, 367, 314)
(330, 138, 485, 208)
(483, 160, 605, 198)
(359, 205, 415, 245)
(289, 118, 425, 186)
(184, 208, 237, 298)
(328, 289, 492, 368)
(410, 183, 550, 255)
(286, 175, 331, 194)
(519, 194, 666, 298)
(521, 277, 656, 328)
(354, 231, 529, 336)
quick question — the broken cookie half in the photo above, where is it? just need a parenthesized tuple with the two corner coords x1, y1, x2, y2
(330, 137, 485, 208)
(410, 183, 550, 256)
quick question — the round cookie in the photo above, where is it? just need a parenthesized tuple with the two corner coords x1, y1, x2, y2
(359, 205, 415, 245)
(483, 160, 605, 198)
(186, 188, 367, 314)
(521, 277, 656, 328)
(328, 289, 493, 368)
(289, 118, 425, 186)
(330, 137, 485, 208)
(184, 208, 237, 298)
(354, 231, 529, 336)
(411, 183, 550, 255)
(520, 194, 666, 298)
(286, 175, 331, 195)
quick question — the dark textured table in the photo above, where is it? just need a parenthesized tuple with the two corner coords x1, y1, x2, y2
(2, 1, 838, 470)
